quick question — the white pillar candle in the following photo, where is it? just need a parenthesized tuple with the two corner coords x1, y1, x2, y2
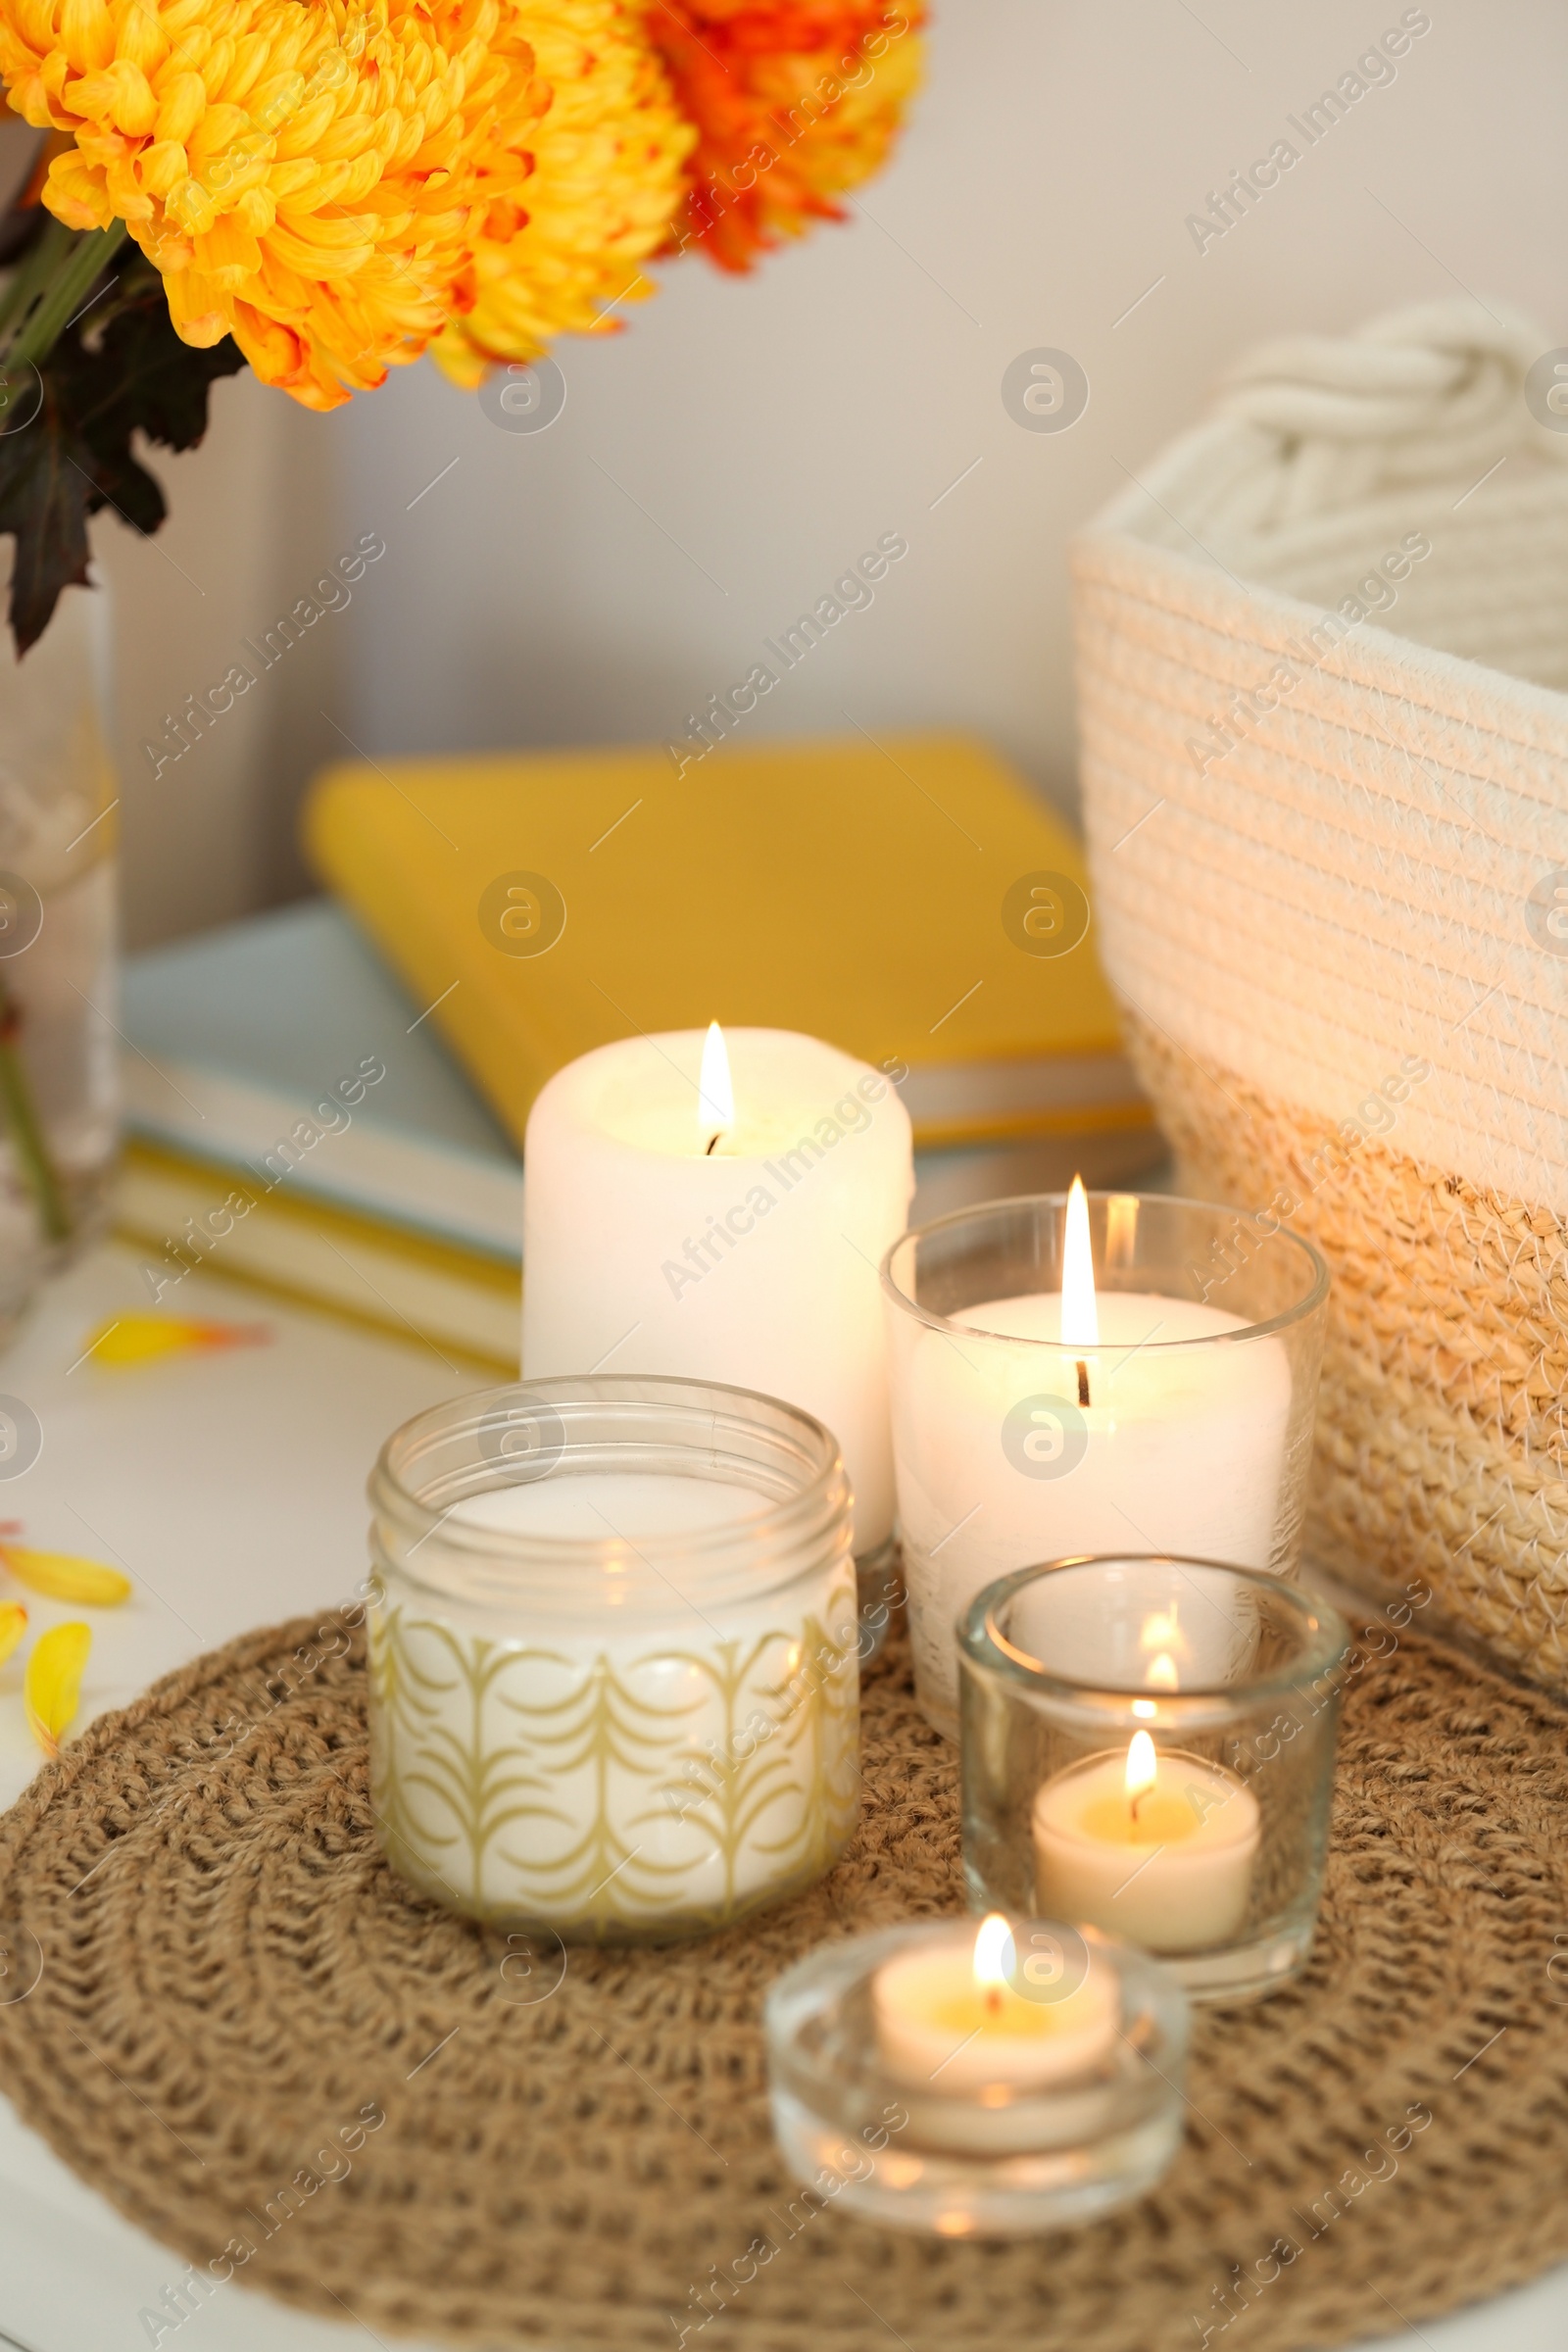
(369, 1464, 860, 1937)
(872, 1914, 1118, 2096)
(1033, 1735, 1260, 1954)
(523, 1028, 914, 1551)
(888, 1183, 1293, 1727)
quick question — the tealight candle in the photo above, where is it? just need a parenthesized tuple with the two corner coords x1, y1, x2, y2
(766, 1915, 1189, 2231)
(872, 1912, 1119, 2093)
(961, 1557, 1348, 2003)
(1032, 1732, 1261, 1955)
(523, 1026, 914, 1558)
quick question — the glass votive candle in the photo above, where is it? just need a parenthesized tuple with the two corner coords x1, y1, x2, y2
(959, 1556, 1351, 2003)
(367, 1375, 860, 1943)
(764, 1913, 1188, 2236)
(881, 1189, 1330, 1736)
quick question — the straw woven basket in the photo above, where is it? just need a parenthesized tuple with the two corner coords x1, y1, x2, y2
(1073, 300, 1568, 1690)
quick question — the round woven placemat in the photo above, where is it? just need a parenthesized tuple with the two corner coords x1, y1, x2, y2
(2, 1605, 1567, 2352)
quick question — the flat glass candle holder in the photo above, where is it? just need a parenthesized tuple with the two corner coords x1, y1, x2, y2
(765, 1916, 1188, 2237)
(881, 1191, 1330, 1737)
(367, 1376, 859, 1943)
(960, 1557, 1351, 2004)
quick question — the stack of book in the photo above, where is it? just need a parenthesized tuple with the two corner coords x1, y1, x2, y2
(119, 734, 1164, 1367)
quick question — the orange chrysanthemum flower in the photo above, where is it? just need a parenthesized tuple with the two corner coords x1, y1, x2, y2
(0, 0, 550, 408)
(648, 1, 924, 273)
(431, 0, 694, 388)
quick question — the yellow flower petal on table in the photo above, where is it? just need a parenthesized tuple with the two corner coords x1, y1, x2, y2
(0, 1601, 26, 1667)
(24, 1621, 91, 1757)
(0, 1545, 130, 1606)
(77, 1314, 271, 1367)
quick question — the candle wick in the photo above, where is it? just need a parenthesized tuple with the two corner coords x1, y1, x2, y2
(705, 1133, 720, 1155)
(1130, 1790, 1142, 1825)
(1076, 1357, 1091, 1408)
(984, 1985, 1002, 2017)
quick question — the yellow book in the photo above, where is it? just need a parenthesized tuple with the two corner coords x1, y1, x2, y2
(303, 733, 1152, 1152)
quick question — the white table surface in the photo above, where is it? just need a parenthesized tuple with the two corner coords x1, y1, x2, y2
(1, 1245, 1565, 2352)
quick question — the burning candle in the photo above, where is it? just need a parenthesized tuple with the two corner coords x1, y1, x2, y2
(767, 1911, 1190, 2227)
(871, 1912, 1119, 2093)
(885, 1181, 1301, 1731)
(523, 1025, 913, 1554)
(1032, 1731, 1260, 1955)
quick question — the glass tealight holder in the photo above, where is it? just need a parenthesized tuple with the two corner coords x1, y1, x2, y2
(960, 1556, 1351, 2004)
(881, 1191, 1329, 1737)
(765, 1914, 1188, 2237)
(368, 1375, 859, 1944)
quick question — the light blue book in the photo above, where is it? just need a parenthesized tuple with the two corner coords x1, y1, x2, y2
(122, 900, 523, 1261)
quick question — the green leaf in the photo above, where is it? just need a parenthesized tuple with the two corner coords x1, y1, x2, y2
(0, 255, 246, 656)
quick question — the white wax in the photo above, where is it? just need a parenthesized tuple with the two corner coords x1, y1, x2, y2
(871, 1940, 1118, 2094)
(369, 1466, 859, 1934)
(1033, 1749, 1260, 1954)
(888, 1287, 1293, 1727)
(523, 1030, 914, 1551)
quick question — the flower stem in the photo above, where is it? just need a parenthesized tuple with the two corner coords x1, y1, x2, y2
(0, 978, 70, 1243)
(4, 219, 127, 369)
(0, 216, 74, 346)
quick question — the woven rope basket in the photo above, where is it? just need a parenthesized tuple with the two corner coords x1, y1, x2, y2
(1073, 300, 1568, 1690)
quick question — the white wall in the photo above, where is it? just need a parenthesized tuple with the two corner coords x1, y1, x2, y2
(112, 0, 1568, 942)
(101, 370, 340, 947)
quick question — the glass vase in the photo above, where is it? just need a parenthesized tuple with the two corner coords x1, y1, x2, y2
(0, 586, 119, 1337)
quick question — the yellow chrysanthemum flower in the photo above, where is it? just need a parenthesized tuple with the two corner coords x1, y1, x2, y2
(429, 0, 694, 390)
(0, 0, 550, 408)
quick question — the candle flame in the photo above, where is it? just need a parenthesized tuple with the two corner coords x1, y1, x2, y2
(972, 1912, 1014, 1996)
(698, 1020, 733, 1150)
(1061, 1175, 1099, 1350)
(1125, 1729, 1158, 1807)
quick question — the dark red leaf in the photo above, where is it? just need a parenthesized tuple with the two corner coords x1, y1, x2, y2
(0, 255, 246, 655)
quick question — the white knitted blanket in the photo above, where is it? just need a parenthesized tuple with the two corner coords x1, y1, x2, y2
(1074, 299, 1568, 1215)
